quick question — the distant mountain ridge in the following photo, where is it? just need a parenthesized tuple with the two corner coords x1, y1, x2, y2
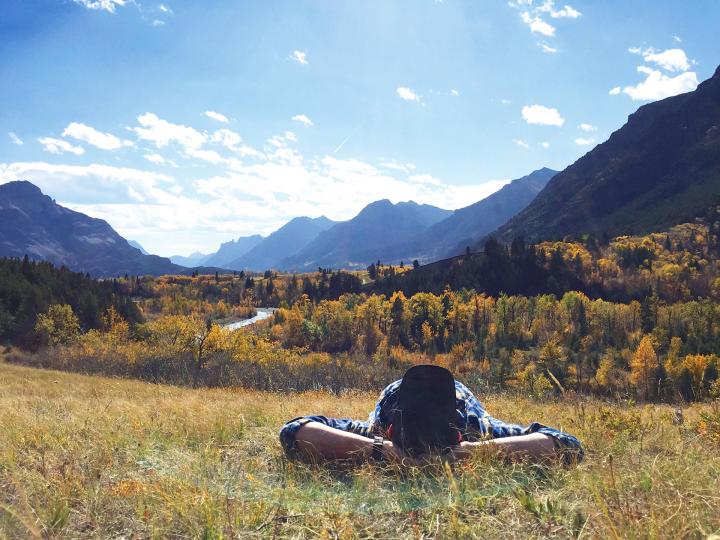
(227, 216, 336, 271)
(491, 65, 720, 244)
(202, 235, 263, 268)
(170, 251, 211, 267)
(369, 168, 556, 264)
(0, 181, 212, 277)
(279, 200, 452, 270)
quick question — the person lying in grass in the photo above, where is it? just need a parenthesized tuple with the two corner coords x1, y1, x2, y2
(280, 365, 584, 465)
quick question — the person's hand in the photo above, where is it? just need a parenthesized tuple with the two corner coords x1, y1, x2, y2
(380, 440, 424, 467)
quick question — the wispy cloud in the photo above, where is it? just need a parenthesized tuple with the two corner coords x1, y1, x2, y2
(290, 50, 308, 65)
(513, 139, 530, 149)
(63, 122, 133, 150)
(72, 0, 128, 13)
(205, 110, 229, 123)
(396, 87, 423, 103)
(38, 137, 85, 155)
(539, 141, 550, 148)
(575, 137, 595, 146)
(292, 114, 314, 127)
(539, 42, 558, 53)
(578, 123, 597, 132)
(521, 104, 565, 126)
(8, 132, 23, 145)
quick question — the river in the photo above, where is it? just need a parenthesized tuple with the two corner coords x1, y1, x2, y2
(222, 307, 277, 331)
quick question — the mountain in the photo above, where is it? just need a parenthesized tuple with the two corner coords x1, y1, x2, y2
(279, 200, 452, 270)
(128, 240, 149, 255)
(491, 65, 720, 245)
(170, 251, 211, 267)
(0, 181, 196, 277)
(376, 168, 557, 263)
(227, 216, 336, 271)
(202, 235, 263, 268)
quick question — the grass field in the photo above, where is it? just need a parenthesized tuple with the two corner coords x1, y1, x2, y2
(1, 362, 719, 539)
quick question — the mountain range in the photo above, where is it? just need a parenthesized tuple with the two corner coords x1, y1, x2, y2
(490, 65, 720, 244)
(279, 200, 452, 271)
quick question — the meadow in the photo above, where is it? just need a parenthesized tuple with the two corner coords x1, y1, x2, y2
(1, 361, 719, 539)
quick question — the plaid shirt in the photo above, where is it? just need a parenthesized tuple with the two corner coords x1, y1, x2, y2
(280, 379, 584, 463)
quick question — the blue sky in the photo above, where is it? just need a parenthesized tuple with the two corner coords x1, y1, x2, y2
(1, 0, 718, 256)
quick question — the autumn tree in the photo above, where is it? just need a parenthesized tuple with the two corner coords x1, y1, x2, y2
(630, 335, 659, 400)
(34, 304, 80, 346)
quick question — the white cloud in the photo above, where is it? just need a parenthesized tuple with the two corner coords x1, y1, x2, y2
(575, 138, 595, 146)
(291, 50, 308, 65)
(450, 89, 459, 96)
(672, 35, 682, 44)
(397, 87, 422, 103)
(0, 161, 176, 209)
(621, 67, 699, 101)
(292, 114, 314, 127)
(143, 153, 177, 167)
(38, 137, 85, 156)
(500, 99, 512, 105)
(132, 112, 206, 149)
(539, 43, 558, 53)
(151, 19, 164, 27)
(520, 12, 555, 37)
(538, 1, 581, 18)
(62, 122, 133, 151)
(614, 46, 699, 102)
(513, 139, 530, 149)
(72, 0, 127, 12)
(630, 47, 691, 72)
(579, 123, 597, 132)
(10, 112, 516, 255)
(539, 141, 550, 148)
(381, 161, 416, 173)
(8, 132, 23, 145)
(158, 3, 172, 13)
(205, 110, 229, 123)
(521, 104, 565, 126)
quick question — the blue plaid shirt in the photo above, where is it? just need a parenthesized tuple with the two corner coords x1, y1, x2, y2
(280, 379, 584, 463)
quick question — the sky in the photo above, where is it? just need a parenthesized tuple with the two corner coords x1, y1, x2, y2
(1, 1, 719, 256)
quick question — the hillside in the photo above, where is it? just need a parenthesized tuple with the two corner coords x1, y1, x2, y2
(0, 181, 197, 277)
(279, 200, 451, 270)
(227, 216, 336, 271)
(492, 65, 720, 244)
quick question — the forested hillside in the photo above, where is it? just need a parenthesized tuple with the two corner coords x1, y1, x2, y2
(0, 257, 142, 346)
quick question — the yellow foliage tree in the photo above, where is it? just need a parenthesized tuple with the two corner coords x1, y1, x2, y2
(630, 335, 658, 400)
(34, 304, 80, 346)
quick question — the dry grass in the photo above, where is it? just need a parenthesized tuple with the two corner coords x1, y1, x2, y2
(1, 362, 719, 539)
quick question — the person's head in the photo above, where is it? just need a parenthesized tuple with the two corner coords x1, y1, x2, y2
(389, 365, 461, 456)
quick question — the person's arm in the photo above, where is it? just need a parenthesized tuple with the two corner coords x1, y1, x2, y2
(449, 432, 557, 462)
(293, 421, 406, 462)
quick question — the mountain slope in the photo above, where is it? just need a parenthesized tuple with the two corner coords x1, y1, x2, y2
(378, 168, 556, 262)
(492, 65, 720, 244)
(202, 235, 263, 268)
(0, 181, 193, 276)
(227, 216, 336, 271)
(279, 200, 452, 270)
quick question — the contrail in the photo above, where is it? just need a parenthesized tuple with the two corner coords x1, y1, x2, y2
(333, 133, 353, 154)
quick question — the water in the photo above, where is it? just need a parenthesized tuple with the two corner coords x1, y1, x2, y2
(223, 308, 276, 331)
